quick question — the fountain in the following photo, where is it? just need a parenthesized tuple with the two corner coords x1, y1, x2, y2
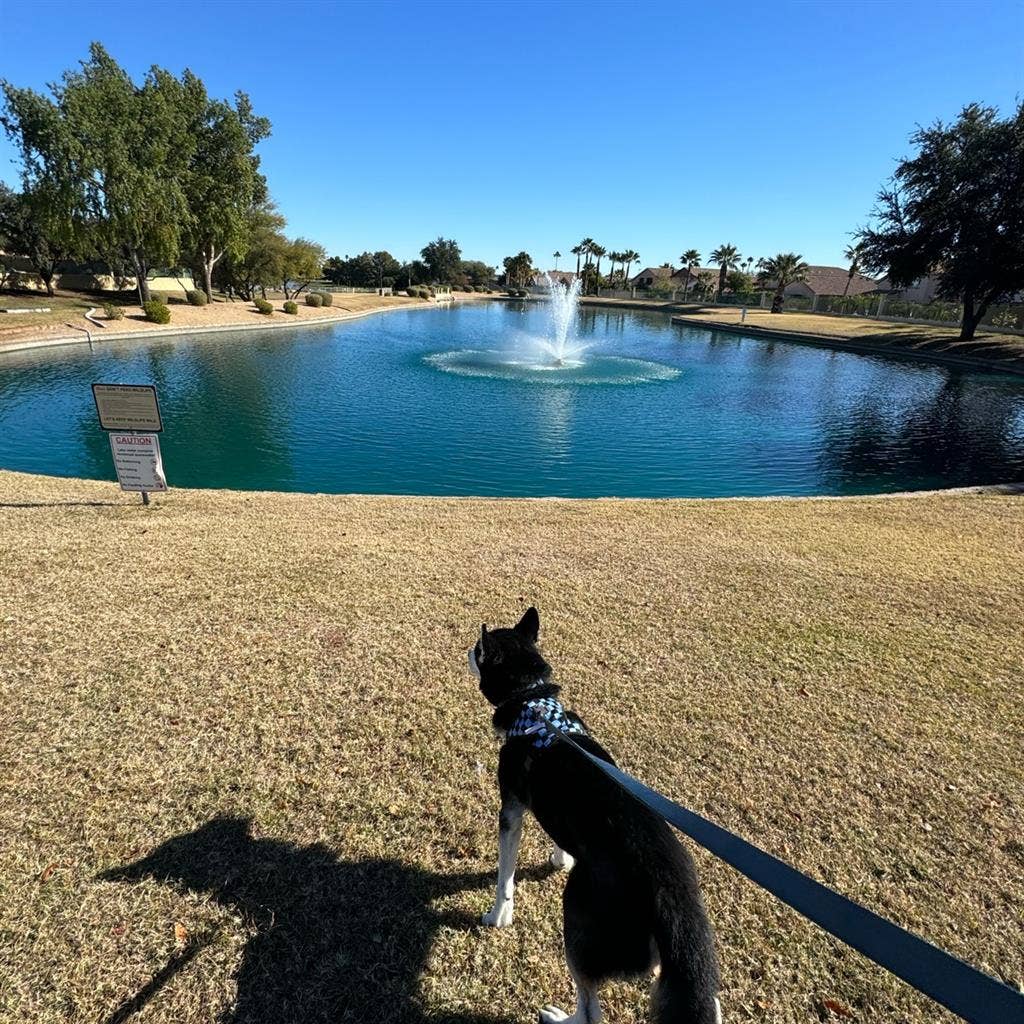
(532, 273, 588, 367)
(424, 274, 681, 386)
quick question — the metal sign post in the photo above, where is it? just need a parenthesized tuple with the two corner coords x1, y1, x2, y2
(93, 384, 167, 504)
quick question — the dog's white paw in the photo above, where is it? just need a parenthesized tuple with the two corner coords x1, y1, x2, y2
(550, 847, 574, 871)
(538, 1006, 569, 1023)
(481, 900, 514, 928)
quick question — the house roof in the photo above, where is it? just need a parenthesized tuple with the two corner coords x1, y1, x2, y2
(630, 266, 677, 282)
(671, 266, 719, 280)
(800, 265, 881, 296)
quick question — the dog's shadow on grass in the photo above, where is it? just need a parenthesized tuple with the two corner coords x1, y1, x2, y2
(100, 815, 523, 1024)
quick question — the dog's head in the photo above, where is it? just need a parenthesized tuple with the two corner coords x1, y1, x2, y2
(468, 606, 551, 706)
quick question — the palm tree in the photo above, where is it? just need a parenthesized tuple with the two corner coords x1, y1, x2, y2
(842, 241, 865, 297)
(621, 249, 640, 285)
(608, 250, 625, 285)
(591, 243, 607, 289)
(579, 238, 596, 268)
(571, 244, 584, 277)
(710, 244, 742, 301)
(553, 251, 561, 271)
(757, 253, 810, 313)
(679, 248, 700, 299)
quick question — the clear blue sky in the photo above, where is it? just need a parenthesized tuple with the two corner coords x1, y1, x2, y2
(2, 0, 1021, 272)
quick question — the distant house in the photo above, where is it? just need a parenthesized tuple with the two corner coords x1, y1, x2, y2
(775, 265, 882, 299)
(629, 266, 678, 289)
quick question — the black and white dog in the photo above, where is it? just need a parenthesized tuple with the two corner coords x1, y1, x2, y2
(469, 607, 721, 1024)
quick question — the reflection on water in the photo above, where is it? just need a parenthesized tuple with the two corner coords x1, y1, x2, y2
(0, 304, 1022, 497)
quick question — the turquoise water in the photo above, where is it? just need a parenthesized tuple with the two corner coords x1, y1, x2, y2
(1, 302, 1023, 497)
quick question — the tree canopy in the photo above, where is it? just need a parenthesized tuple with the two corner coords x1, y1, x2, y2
(1, 43, 272, 303)
(420, 237, 462, 283)
(757, 253, 809, 313)
(857, 102, 1024, 339)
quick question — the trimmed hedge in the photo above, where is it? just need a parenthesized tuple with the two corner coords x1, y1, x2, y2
(317, 291, 333, 307)
(103, 302, 124, 320)
(254, 298, 273, 315)
(406, 288, 418, 297)
(186, 289, 208, 307)
(306, 293, 324, 307)
(283, 300, 298, 315)
(142, 300, 171, 324)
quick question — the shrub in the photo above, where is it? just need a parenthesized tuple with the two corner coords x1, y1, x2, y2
(149, 292, 167, 305)
(516, 288, 529, 298)
(102, 302, 124, 320)
(283, 300, 298, 315)
(142, 300, 171, 324)
(306, 293, 324, 307)
(417, 287, 431, 300)
(317, 291, 333, 307)
(186, 289, 208, 307)
(254, 298, 273, 315)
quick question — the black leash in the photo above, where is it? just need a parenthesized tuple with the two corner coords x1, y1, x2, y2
(548, 727, 1024, 1024)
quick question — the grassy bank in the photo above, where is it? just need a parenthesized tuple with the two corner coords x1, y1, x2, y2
(1, 471, 1021, 1023)
(582, 298, 1024, 374)
(0, 289, 446, 351)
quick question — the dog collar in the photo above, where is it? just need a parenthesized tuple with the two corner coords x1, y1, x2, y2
(506, 696, 587, 749)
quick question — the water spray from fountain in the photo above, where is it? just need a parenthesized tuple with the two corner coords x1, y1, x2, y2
(533, 273, 588, 366)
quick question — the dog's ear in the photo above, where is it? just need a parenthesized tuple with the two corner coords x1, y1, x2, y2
(514, 606, 540, 642)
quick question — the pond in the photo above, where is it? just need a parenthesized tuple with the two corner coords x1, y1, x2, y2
(1, 301, 1023, 497)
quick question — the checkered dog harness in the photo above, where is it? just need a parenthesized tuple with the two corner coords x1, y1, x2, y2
(506, 696, 587, 749)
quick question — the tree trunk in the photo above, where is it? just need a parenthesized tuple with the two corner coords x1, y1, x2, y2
(132, 251, 151, 305)
(202, 243, 221, 303)
(41, 267, 56, 297)
(771, 285, 785, 313)
(717, 267, 726, 302)
(576, 253, 581, 276)
(683, 268, 691, 299)
(959, 289, 991, 340)
(842, 272, 853, 298)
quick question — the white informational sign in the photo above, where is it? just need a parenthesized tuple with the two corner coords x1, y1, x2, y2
(109, 433, 168, 493)
(93, 384, 163, 432)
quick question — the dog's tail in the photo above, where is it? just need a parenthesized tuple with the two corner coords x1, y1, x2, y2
(650, 875, 721, 1023)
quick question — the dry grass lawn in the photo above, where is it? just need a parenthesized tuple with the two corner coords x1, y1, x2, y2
(0, 290, 457, 351)
(1, 470, 1022, 1023)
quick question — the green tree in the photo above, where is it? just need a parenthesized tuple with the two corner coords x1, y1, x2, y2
(679, 248, 700, 299)
(0, 183, 73, 296)
(590, 243, 607, 292)
(420, 237, 462, 283)
(726, 269, 754, 294)
(215, 204, 287, 300)
(502, 251, 533, 287)
(571, 243, 585, 276)
(281, 238, 327, 298)
(2, 44, 201, 304)
(621, 249, 640, 284)
(857, 103, 1024, 340)
(841, 241, 865, 297)
(553, 250, 561, 271)
(458, 260, 496, 287)
(185, 89, 271, 302)
(370, 250, 401, 290)
(709, 243, 741, 301)
(757, 253, 809, 313)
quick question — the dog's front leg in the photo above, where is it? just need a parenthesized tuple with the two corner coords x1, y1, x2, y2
(481, 800, 523, 928)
